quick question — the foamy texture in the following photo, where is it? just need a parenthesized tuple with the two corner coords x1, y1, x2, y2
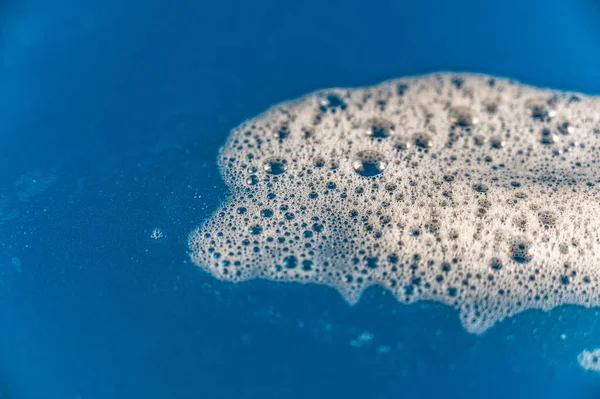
(578, 349, 600, 372)
(189, 73, 600, 334)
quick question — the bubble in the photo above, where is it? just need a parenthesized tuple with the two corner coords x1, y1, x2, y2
(391, 136, 411, 150)
(320, 93, 347, 112)
(263, 157, 288, 175)
(285, 212, 295, 220)
(449, 106, 479, 127)
(490, 136, 505, 149)
(508, 237, 533, 263)
(302, 260, 314, 271)
(413, 133, 433, 149)
(313, 157, 326, 168)
(274, 125, 290, 140)
(283, 255, 298, 269)
(489, 257, 503, 271)
(248, 225, 263, 235)
(246, 175, 259, 185)
(150, 228, 164, 240)
(525, 99, 556, 121)
(473, 135, 485, 147)
(472, 183, 489, 193)
(365, 117, 394, 138)
(557, 121, 574, 135)
(261, 209, 274, 218)
(540, 128, 560, 145)
(352, 151, 388, 177)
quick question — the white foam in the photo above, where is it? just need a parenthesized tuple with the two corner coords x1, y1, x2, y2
(189, 73, 600, 334)
(578, 348, 600, 372)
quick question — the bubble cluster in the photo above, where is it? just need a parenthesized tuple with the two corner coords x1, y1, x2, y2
(578, 348, 600, 372)
(189, 73, 600, 334)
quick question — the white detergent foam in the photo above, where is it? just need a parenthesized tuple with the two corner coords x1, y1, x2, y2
(189, 73, 600, 334)
(578, 349, 600, 372)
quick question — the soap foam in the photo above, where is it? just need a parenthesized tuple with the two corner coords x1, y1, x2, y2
(189, 73, 600, 334)
(578, 348, 600, 372)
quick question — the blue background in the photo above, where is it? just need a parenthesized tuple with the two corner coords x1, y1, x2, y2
(1, 0, 600, 398)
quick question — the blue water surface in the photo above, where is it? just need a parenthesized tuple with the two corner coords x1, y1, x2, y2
(2, 0, 600, 398)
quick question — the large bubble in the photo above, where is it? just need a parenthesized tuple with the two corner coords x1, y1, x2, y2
(189, 73, 600, 334)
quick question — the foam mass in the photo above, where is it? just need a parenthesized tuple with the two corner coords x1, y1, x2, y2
(189, 73, 600, 334)
(578, 349, 600, 372)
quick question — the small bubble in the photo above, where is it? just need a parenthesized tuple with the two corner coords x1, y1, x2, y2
(413, 132, 433, 149)
(392, 136, 412, 150)
(365, 117, 394, 138)
(150, 228, 164, 240)
(246, 175, 259, 185)
(319, 93, 347, 111)
(387, 254, 399, 264)
(540, 128, 560, 145)
(263, 157, 288, 175)
(472, 183, 489, 193)
(557, 121, 574, 135)
(248, 225, 263, 235)
(352, 150, 388, 177)
(274, 125, 290, 139)
(313, 157, 326, 168)
(285, 212, 295, 220)
(508, 237, 533, 263)
(490, 257, 503, 271)
(515, 192, 528, 199)
(260, 209, 274, 218)
(483, 100, 498, 114)
(283, 255, 298, 269)
(449, 106, 479, 127)
(490, 136, 505, 149)
(237, 207, 247, 214)
(327, 159, 340, 169)
(473, 135, 485, 146)
(408, 227, 421, 236)
(301, 260, 314, 271)
(363, 257, 379, 269)
(525, 100, 555, 121)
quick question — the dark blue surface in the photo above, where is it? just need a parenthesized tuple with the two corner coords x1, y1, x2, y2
(2, 1, 600, 398)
